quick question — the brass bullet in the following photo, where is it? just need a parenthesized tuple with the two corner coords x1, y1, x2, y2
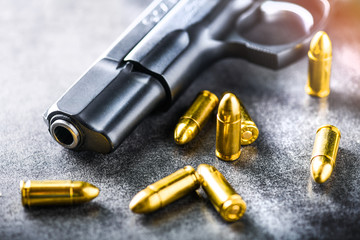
(216, 93, 241, 161)
(197, 164, 246, 222)
(310, 125, 341, 184)
(129, 166, 200, 214)
(239, 100, 259, 145)
(306, 31, 332, 98)
(174, 90, 218, 145)
(20, 180, 99, 207)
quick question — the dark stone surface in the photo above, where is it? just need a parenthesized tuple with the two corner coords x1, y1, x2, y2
(1, 0, 360, 239)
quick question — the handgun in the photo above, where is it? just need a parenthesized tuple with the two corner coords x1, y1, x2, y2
(44, 0, 330, 153)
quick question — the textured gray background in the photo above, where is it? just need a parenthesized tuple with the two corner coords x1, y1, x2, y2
(1, 0, 360, 239)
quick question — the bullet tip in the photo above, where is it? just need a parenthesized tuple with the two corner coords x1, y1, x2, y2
(82, 183, 100, 201)
(218, 93, 241, 123)
(309, 31, 332, 59)
(311, 156, 334, 184)
(129, 188, 160, 214)
(174, 119, 199, 145)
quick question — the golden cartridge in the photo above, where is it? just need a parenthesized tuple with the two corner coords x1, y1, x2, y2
(216, 93, 241, 161)
(310, 125, 341, 184)
(306, 31, 332, 98)
(129, 166, 200, 214)
(20, 180, 99, 207)
(174, 90, 218, 145)
(197, 164, 246, 222)
(239, 100, 259, 145)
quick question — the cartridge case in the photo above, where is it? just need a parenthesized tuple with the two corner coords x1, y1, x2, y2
(239, 100, 259, 145)
(129, 166, 200, 214)
(310, 125, 341, 184)
(197, 164, 246, 222)
(216, 93, 241, 161)
(20, 180, 99, 207)
(306, 31, 332, 98)
(174, 90, 218, 145)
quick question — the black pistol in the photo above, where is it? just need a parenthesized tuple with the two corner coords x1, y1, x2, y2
(44, 0, 330, 153)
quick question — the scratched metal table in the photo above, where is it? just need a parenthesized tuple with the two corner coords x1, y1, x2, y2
(1, 0, 360, 239)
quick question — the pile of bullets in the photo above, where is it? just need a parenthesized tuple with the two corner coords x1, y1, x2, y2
(129, 164, 246, 222)
(19, 31, 340, 223)
(128, 31, 340, 221)
(174, 90, 258, 161)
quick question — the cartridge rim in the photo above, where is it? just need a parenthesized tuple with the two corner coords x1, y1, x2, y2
(215, 150, 241, 161)
(200, 90, 219, 104)
(316, 125, 341, 138)
(305, 85, 330, 98)
(183, 165, 196, 173)
(241, 123, 259, 145)
(220, 195, 247, 222)
(20, 180, 30, 207)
